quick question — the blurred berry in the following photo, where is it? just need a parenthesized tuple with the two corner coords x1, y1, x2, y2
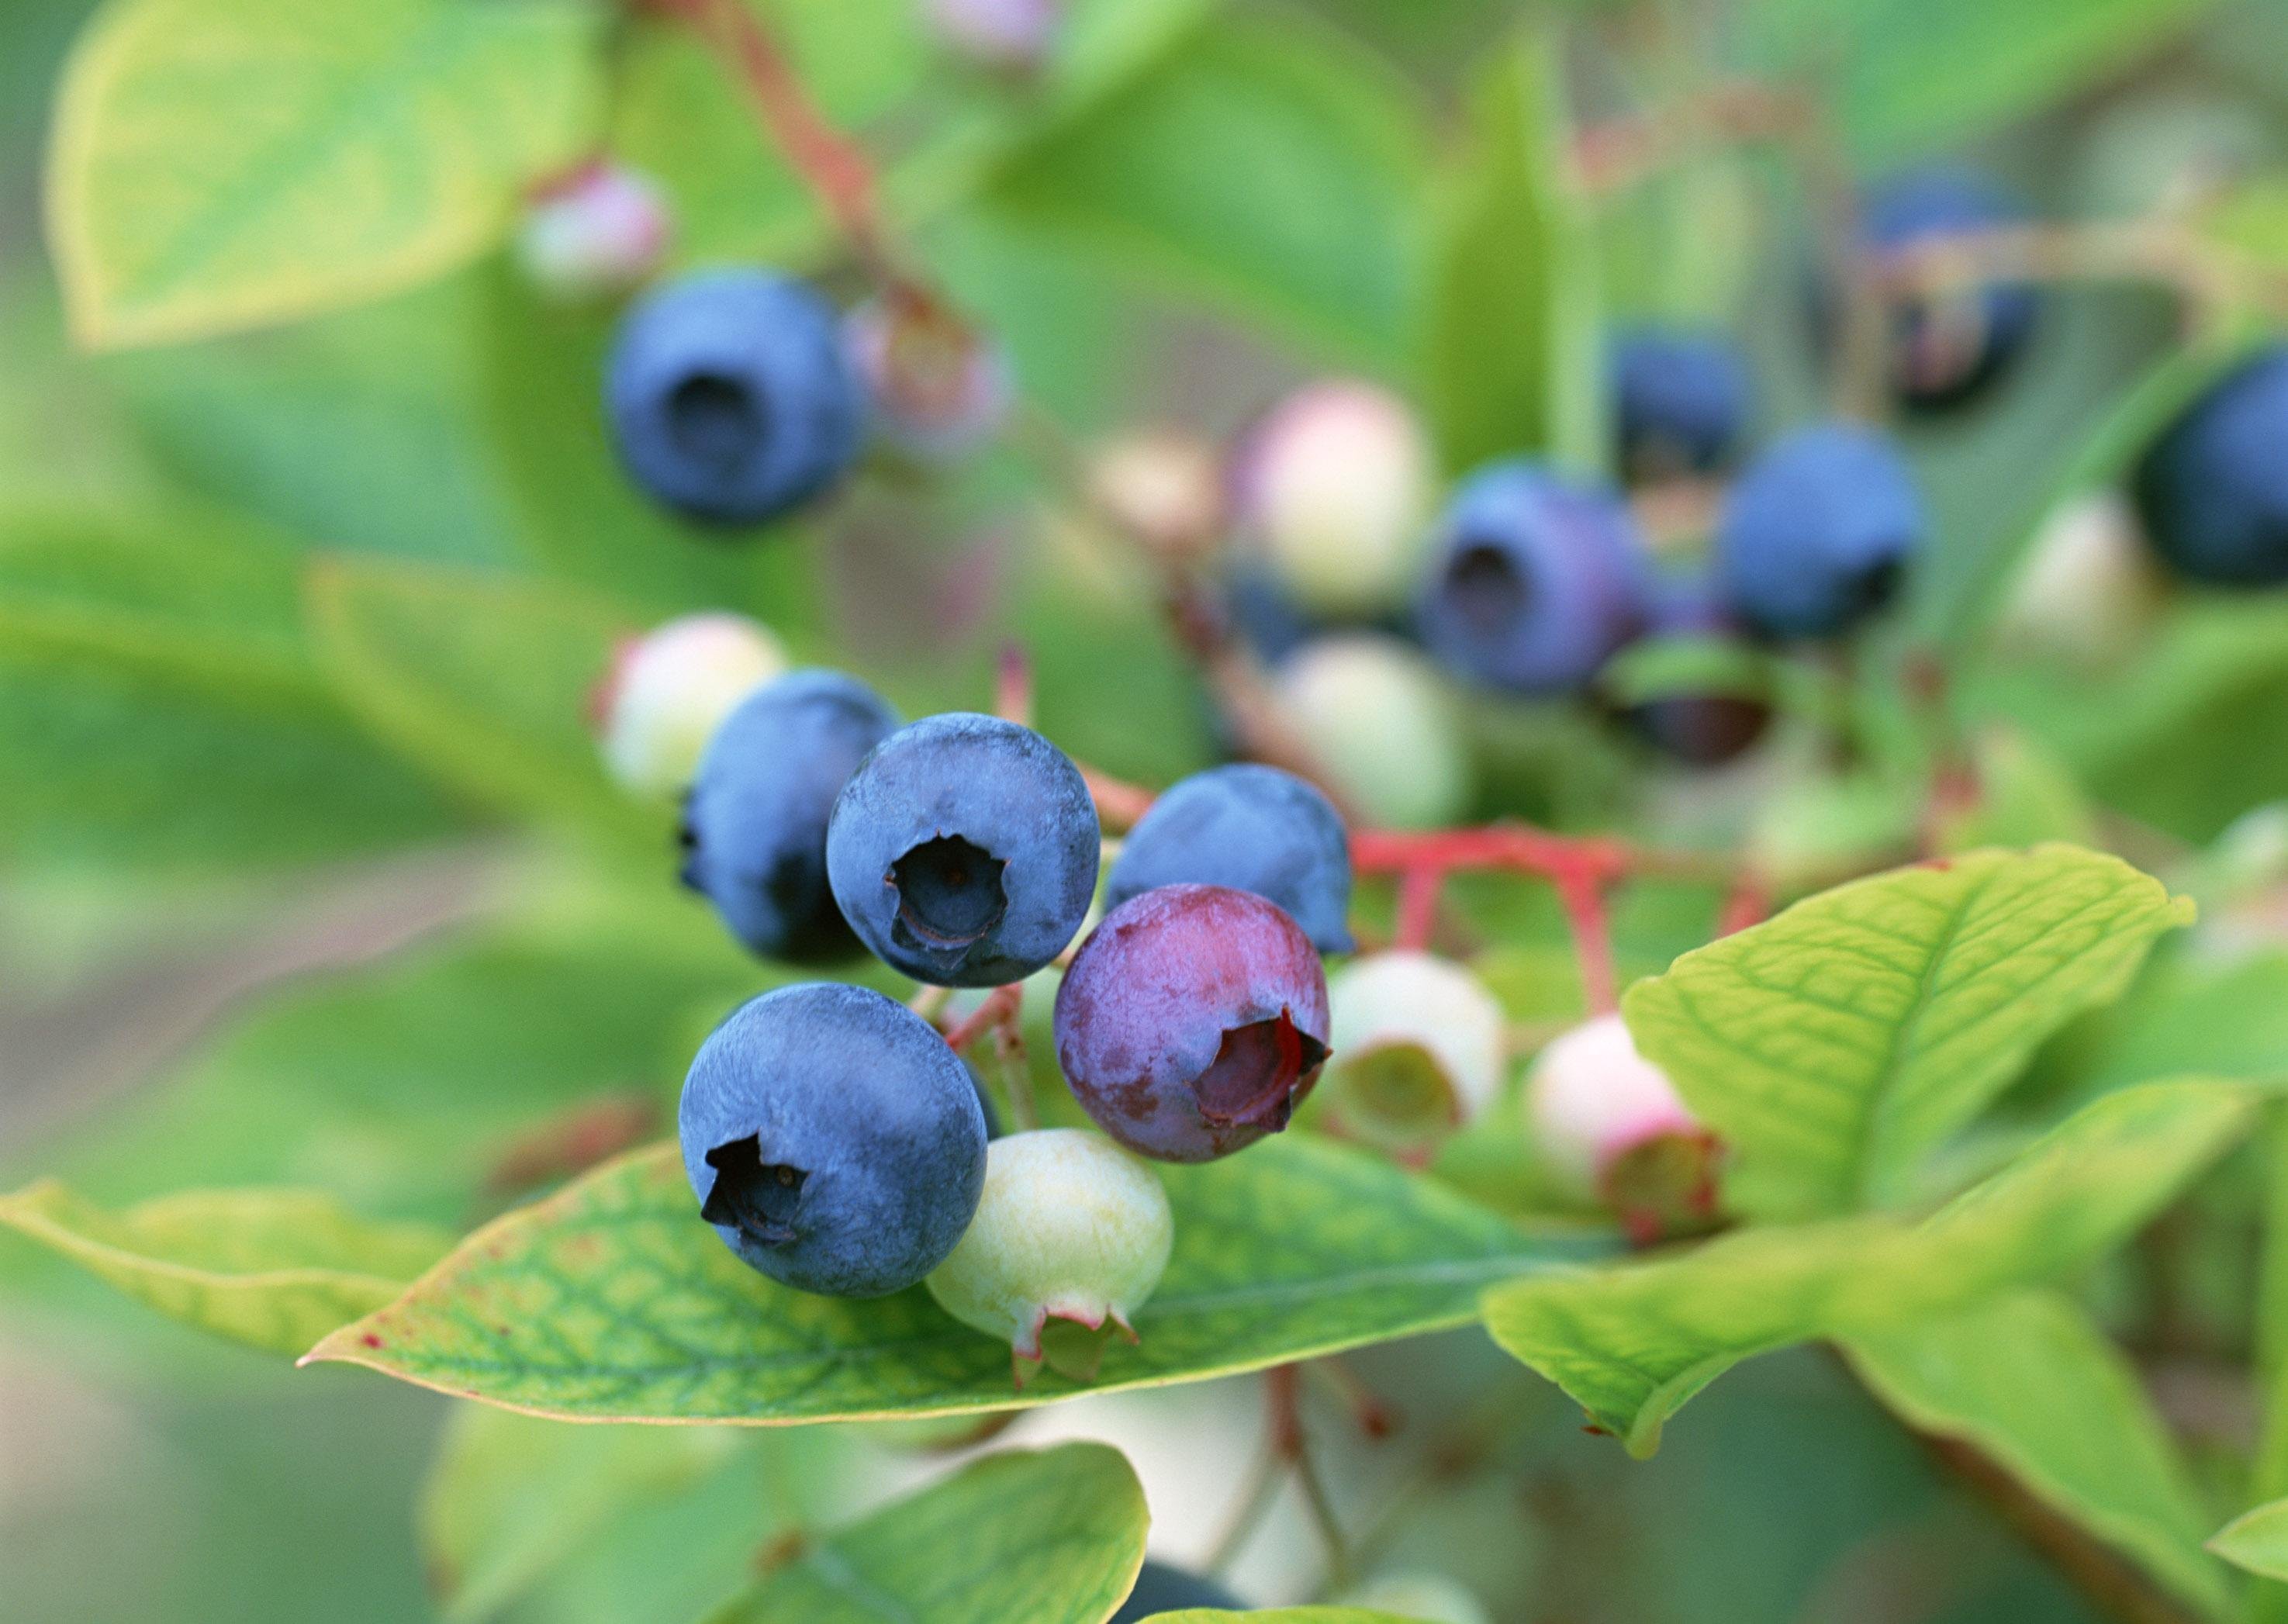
(926, 0, 1061, 74)
(679, 983, 987, 1297)
(605, 269, 865, 527)
(1859, 166, 2040, 412)
(2131, 346, 2288, 587)
(845, 297, 1013, 465)
(925, 1128, 1172, 1384)
(1056, 884, 1330, 1163)
(2072, 92, 2271, 220)
(1609, 328, 1751, 482)
(1087, 429, 1227, 565)
(1336, 1570, 1495, 1624)
(828, 713, 1100, 986)
(1105, 763, 1353, 954)
(1418, 461, 1650, 695)
(1324, 952, 1505, 1153)
(1715, 422, 1924, 638)
(517, 161, 669, 301)
(1526, 1013, 1713, 1237)
(1232, 380, 1433, 617)
(1630, 572, 1770, 767)
(1274, 634, 1471, 830)
(682, 669, 898, 962)
(594, 612, 786, 796)
(1997, 491, 2158, 660)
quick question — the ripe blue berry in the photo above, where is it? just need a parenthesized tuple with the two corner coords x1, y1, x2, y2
(1632, 572, 1769, 766)
(1715, 423, 1924, 638)
(681, 669, 898, 962)
(2131, 346, 2288, 587)
(1417, 462, 1650, 695)
(827, 714, 1099, 986)
(1859, 167, 2040, 411)
(679, 983, 987, 1297)
(604, 269, 865, 527)
(1610, 327, 1751, 480)
(1104, 765, 1353, 955)
(1111, 1561, 1245, 1622)
(1056, 883, 1330, 1163)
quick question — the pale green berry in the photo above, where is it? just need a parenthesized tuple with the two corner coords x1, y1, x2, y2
(1335, 1570, 1493, 1624)
(1997, 492, 2157, 663)
(1325, 952, 1505, 1152)
(926, 1128, 1172, 1384)
(1274, 634, 1471, 830)
(1237, 381, 1433, 616)
(596, 613, 786, 797)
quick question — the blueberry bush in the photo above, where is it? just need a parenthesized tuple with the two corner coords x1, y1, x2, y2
(12, 2, 2288, 1622)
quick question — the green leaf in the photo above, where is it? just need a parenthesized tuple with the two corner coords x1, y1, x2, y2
(49, 0, 603, 347)
(1420, 29, 1600, 478)
(1744, 0, 2217, 164)
(989, 12, 1429, 369)
(305, 552, 660, 852)
(703, 1443, 1147, 1624)
(1623, 845, 2193, 1221)
(420, 1405, 750, 1624)
(0, 503, 465, 869)
(1844, 1291, 2231, 1618)
(2212, 1498, 2288, 1582)
(1481, 1077, 2256, 1456)
(1153, 1614, 1411, 1623)
(305, 1134, 1606, 1422)
(0, 1179, 448, 1355)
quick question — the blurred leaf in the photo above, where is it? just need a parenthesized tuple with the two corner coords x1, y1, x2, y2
(703, 1443, 1146, 1624)
(2214, 1497, 2288, 1581)
(0, 1179, 448, 1355)
(1481, 1077, 2258, 1455)
(420, 1405, 746, 1624)
(22, 879, 765, 1223)
(1155, 1614, 1409, 1622)
(306, 552, 661, 852)
(1422, 29, 1600, 476)
(990, 11, 1428, 369)
(0, 503, 465, 869)
(306, 1135, 1608, 1423)
(1623, 846, 2190, 1221)
(1745, 0, 2219, 164)
(1844, 1290, 2231, 1617)
(48, 0, 603, 347)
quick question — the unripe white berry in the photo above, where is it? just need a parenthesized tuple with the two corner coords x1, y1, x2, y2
(594, 613, 786, 797)
(517, 163, 670, 301)
(925, 1128, 1173, 1384)
(925, 0, 1062, 73)
(1235, 381, 1433, 617)
(1525, 1013, 1701, 1197)
(1997, 492, 2158, 662)
(1274, 634, 1472, 830)
(1087, 430, 1227, 565)
(1325, 952, 1505, 1150)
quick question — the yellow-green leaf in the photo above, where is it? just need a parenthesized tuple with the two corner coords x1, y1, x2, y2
(1623, 845, 2193, 1221)
(2212, 1497, 2288, 1582)
(1481, 1078, 2255, 1456)
(305, 1135, 1605, 1423)
(1844, 1291, 2231, 1618)
(0, 1179, 449, 1354)
(49, 0, 603, 348)
(1155, 1613, 1412, 1622)
(703, 1443, 1146, 1624)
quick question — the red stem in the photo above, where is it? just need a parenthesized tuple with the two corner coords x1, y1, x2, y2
(1554, 867, 1619, 1015)
(941, 983, 1022, 1052)
(1393, 863, 1445, 954)
(994, 643, 1035, 728)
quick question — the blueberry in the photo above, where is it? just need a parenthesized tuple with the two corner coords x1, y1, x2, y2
(1111, 1560, 1246, 1622)
(604, 268, 866, 527)
(1104, 765, 1353, 955)
(1714, 423, 1924, 638)
(1416, 462, 1651, 695)
(1610, 327, 1752, 481)
(679, 983, 987, 1297)
(2131, 346, 2288, 587)
(1858, 167, 2040, 412)
(1056, 883, 1330, 1163)
(681, 669, 898, 962)
(827, 713, 1099, 986)
(1631, 572, 1770, 765)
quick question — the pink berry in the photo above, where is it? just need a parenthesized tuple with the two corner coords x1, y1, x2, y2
(517, 161, 670, 300)
(845, 298, 1013, 465)
(1526, 1014, 1715, 1238)
(1055, 884, 1330, 1163)
(925, 0, 1062, 73)
(1232, 380, 1433, 616)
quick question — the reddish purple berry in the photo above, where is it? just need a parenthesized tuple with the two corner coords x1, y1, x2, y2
(1054, 884, 1330, 1163)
